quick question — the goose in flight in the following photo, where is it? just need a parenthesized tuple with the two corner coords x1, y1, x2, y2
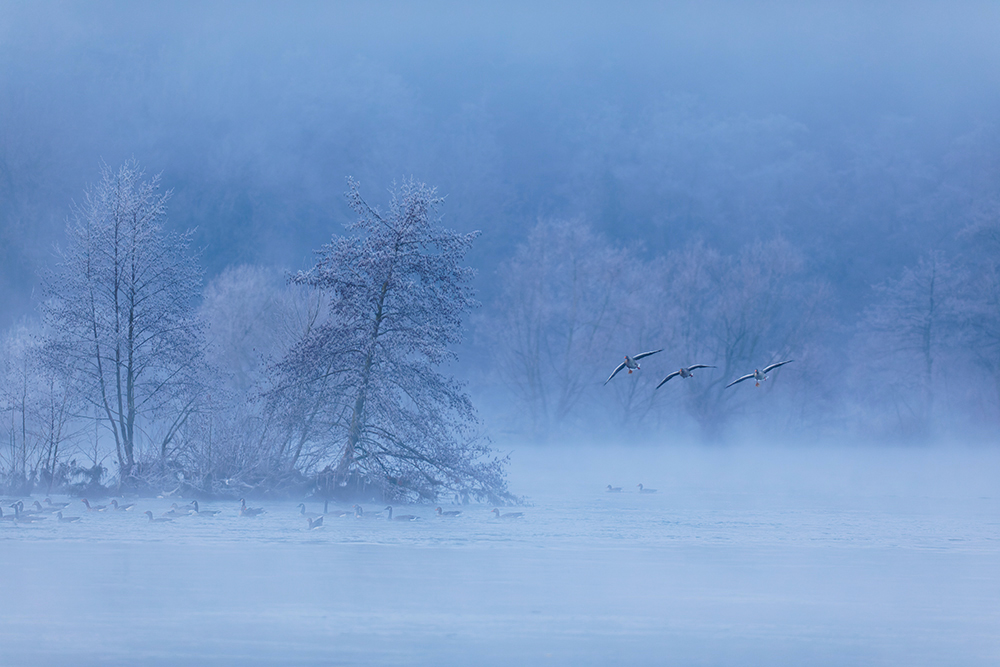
(726, 360, 794, 388)
(604, 349, 664, 385)
(656, 365, 716, 389)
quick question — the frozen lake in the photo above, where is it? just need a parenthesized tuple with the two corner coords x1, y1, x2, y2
(1, 443, 998, 666)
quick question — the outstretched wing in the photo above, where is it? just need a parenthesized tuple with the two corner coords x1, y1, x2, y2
(726, 373, 755, 388)
(656, 370, 682, 389)
(604, 360, 628, 385)
(633, 349, 663, 361)
(687, 364, 716, 371)
(763, 360, 793, 373)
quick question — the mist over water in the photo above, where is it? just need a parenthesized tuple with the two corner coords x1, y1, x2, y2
(2, 3, 1000, 664)
(2, 443, 998, 665)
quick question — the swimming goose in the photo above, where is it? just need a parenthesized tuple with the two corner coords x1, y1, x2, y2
(492, 508, 524, 519)
(384, 506, 418, 521)
(31, 501, 57, 514)
(297, 503, 322, 520)
(144, 510, 173, 523)
(353, 504, 364, 518)
(25, 501, 51, 515)
(239, 499, 265, 517)
(56, 511, 81, 523)
(44, 498, 70, 510)
(110, 500, 135, 511)
(307, 516, 324, 530)
(656, 365, 716, 389)
(606, 485, 622, 493)
(637, 484, 657, 494)
(188, 500, 220, 516)
(162, 503, 193, 518)
(81, 499, 107, 512)
(11, 502, 46, 522)
(435, 507, 462, 517)
(604, 349, 664, 385)
(726, 360, 794, 388)
(0, 507, 14, 522)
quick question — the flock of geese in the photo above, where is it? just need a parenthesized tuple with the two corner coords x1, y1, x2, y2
(1, 486, 661, 528)
(0, 497, 527, 529)
(605, 349, 794, 389)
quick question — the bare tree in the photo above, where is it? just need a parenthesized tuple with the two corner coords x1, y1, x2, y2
(0, 322, 82, 494)
(269, 178, 510, 503)
(41, 160, 205, 482)
(852, 252, 962, 436)
(488, 220, 641, 435)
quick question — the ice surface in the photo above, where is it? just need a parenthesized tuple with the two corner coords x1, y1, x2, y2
(1, 443, 998, 666)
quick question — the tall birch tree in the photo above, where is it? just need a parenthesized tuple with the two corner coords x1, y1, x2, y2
(41, 160, 204, 481)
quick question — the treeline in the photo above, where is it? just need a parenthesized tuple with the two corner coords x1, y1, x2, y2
(3, 159, 999, 497)
(482, 220, 1000, 442)
(0, 162, 511, 503)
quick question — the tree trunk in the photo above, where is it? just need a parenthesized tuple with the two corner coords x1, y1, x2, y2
(334, 277, 391, 480)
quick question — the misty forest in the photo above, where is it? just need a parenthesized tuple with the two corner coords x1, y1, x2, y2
(1, 4, 999, 666)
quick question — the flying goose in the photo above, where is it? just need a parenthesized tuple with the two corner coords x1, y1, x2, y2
(435, 507, 462, 517)
(384, 506, 418, 521)
(656, 365, 716, 389)
(604, 349, 664, 384)
(637, 484, 657, 494)
(492, 508, 524, 519)
(726, 360, 794, 388)
(239, 499, 265, 517)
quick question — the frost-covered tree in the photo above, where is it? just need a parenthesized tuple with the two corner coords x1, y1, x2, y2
(487, 220, 644, 435)
(961, 219, 1000, 420)
(201, 264, 326, 397)
(851, 252, 962, 435)
(645, 238, 826, 436)
(41, 161, 205, 481)
(269, 178, 510, 503)
(0, 322, 81, 494)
